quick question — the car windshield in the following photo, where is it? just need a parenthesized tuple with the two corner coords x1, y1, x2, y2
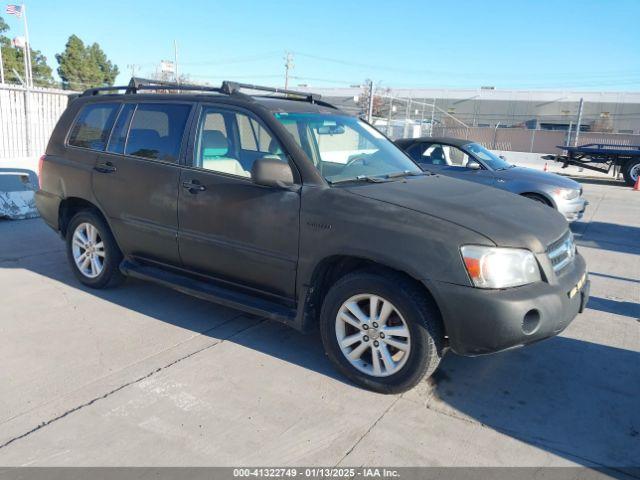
(273, 112, 422, 183)
(465, 143, 513, 170)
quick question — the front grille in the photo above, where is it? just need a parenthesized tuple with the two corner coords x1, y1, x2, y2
(547, 231, 576, 273)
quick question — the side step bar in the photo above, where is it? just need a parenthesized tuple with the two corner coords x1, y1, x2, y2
(120, 260, 297, 324)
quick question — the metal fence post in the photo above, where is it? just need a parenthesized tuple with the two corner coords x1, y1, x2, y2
(529, 127, 536, 153)
(23, 88, 31, 157)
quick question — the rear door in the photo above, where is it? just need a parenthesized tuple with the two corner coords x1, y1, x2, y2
(177, 103, 300, 298)
(92, 101, 194, 265)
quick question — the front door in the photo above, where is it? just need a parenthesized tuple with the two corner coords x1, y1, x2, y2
(92, 102, 193, 265)
(177, 104, 300, 299)
(412, 142, 497, 187)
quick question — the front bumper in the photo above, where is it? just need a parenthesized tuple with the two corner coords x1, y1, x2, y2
(556, 196, 587, 222)
(428, 253, 589, 356)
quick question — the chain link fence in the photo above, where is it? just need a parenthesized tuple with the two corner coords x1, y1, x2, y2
(374, 120, 640, 155)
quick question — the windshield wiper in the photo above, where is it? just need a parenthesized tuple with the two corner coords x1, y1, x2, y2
(386, 170, 429, 179)
(328, 175, 390, 185)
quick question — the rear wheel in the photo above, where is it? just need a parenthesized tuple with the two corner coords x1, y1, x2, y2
(66, 210, 123, 288)
(622, 158, 640, 187)
(319, 271, 443, 394)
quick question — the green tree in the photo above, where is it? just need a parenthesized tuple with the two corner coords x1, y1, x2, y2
(56, 35, 119, 90)
(0, 15, 54, 87)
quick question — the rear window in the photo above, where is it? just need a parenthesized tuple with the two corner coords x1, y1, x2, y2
(124, 103, 191, 163)
(68, 103, 120, 151)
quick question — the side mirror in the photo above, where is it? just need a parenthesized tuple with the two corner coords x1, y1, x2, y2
(467, 159, 482, 170)
(499, 155, 506, 160)
(251, 157, 294, 188)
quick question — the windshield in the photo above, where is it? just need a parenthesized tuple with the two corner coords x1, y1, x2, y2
(465, 143, 513, 170)
(273, 113, 421, 183)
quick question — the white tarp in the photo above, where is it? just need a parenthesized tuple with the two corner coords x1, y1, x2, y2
(0, 170, 39, 219)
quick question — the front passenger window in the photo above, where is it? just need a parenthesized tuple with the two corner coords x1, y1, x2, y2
(421, 144, 447, 165)
(195, 108, 286, 178)
(447, 146, 470, 167)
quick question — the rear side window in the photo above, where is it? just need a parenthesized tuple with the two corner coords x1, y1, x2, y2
(68, 103, 120, 151)
(125, 103, 191, 162)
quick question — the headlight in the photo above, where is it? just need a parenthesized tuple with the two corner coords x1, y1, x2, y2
(460, 245, 541, 288)
(553, 188, 580, 200)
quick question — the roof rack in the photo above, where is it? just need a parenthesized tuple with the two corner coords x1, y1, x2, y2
(79, 77, 333, 108)
(220, 81, 322, 103)
(80, 77, 224, 96)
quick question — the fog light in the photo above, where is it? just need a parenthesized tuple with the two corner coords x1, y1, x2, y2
(522, 309, 540, 334)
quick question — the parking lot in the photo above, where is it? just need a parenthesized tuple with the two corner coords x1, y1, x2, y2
(0, 178, 638, 468)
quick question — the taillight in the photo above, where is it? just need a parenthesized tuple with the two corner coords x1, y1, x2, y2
(37, 155, 45, 189)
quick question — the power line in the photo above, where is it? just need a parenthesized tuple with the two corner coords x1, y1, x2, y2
(292, 51, 640, 81)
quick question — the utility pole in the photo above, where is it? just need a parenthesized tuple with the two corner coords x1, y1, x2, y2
(174, 40, 179, 84)
(366, 80, 374, 123)
(574, 97, 584, 147)
(284, 52, 294, 89)
(127, 64, 140, 78)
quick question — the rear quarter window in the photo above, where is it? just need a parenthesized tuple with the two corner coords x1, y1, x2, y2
(67, 103, 120, 151)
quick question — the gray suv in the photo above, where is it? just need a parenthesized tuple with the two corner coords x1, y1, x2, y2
(36, 78, 590, 393)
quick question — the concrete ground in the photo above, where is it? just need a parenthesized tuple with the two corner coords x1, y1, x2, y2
(0, 180, 638, 468)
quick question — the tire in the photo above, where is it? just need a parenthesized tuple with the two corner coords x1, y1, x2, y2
(65, 209, 124, 289)
(522, 193, 551, 207)
(319, 270, 444, 394)
(622, 158, 640, 187)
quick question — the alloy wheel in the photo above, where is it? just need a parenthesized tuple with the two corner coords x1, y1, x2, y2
(335, 294, 411, 377)
(71, 222, 105, 279)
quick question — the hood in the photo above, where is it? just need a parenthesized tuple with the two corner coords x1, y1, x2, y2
(496, 166, 582, 189)
(345, 174, 568, 253)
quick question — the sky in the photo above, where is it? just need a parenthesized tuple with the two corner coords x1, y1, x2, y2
(2, 0, 640, 91)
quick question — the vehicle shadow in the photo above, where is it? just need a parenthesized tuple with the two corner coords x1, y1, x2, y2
(430, 337, 640, 468)
(0, 230, 346, 386)
(2, 219, 639, 468)
(571, 221, 640, 256)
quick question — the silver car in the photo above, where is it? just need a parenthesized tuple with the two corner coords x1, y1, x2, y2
(396, 136, 587, 222)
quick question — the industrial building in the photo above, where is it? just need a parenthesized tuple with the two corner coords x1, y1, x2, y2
(302, 86, 640, 134)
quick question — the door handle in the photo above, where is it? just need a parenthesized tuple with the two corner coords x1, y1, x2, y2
(94, 162, 117, 173)
(182, 180, 206, 192)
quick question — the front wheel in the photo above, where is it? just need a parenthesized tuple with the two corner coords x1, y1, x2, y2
(622, 158, 640, 187)
(522, 193, 552, 207)
(319, 271, 444, 394)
